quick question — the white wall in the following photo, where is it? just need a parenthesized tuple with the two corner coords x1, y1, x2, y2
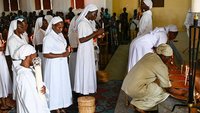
(84, 0, 113, 20)
(52, 0, 71, 14)
(106, 0, 113, 15)
(0, 0, 112, 17)
(0, 0, 5, 16)
(19, 0, 35, 12)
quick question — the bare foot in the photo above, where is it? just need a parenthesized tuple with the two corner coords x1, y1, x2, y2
(0, 105, 11, 110)
(60, 109, 66, 113)
(56, 109, 60, 113)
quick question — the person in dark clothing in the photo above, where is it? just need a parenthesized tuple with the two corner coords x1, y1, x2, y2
(120, 7, 129, 41)
(67, 7, 75, 21)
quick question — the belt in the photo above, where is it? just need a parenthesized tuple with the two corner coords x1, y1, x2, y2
(35, 44, 43, 52)
(72, 48, 78, 52)
(12, 59, 21, 61)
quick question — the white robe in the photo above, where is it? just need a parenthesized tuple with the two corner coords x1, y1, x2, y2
(74, 17, 97, 95)
(184, 10, 200, 37)
(43, 30, 72, 110)
(16, 65, 50, 113)
(34, 28, 46, 71)
(68, 16, 79, 89)
(128, 31, 167, 72)
(34, 28, 45, 45)
(0, 52, 12, 98)
(137, 10, 152, 36)
(6, 33, 27, 100)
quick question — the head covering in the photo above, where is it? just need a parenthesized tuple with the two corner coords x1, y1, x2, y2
(68, 15, 79, 36)
(33, 17, 43, 45)
(143, 0, 153, 9)
(165, 24, 178, 33)
(7, 18, 24, 40)
(13, 44, 36, 60)
(5, 18, 24, 56)
(45, 16, 63, 35)
(44, 15, 53, 23)
(76, 4, 98, 26)
(156, 43, 173, 56)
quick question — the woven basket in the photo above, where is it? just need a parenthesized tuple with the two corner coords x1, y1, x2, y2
(97, 70, 109, 83)
(78, 105, 96, 113)
(78, 96, 96, 113)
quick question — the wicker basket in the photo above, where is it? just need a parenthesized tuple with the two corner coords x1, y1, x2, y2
(97, 70, 109, 83)
(78, 96, 96, 113)
(78, 106, 95, 113)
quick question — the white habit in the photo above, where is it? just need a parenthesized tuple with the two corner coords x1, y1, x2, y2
(137, 10, 152, 36)
(16, 65, 50, 113)
(74, 4, 97, 95)
(43, 29, 72, 110)
(0, 52, 12, 98)
(128, 31, 167, 72)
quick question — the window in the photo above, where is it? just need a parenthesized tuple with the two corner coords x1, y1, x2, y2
(3, 0, 19, 11)
(71, 0, 84, 9)
(35, 0, 41, 10)
(43, 0, 51, 9)
(35, 0, 51, 10)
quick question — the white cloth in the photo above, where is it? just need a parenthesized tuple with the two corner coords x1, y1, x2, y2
(76, 4, 98, 29)
(128, 31, 168, 72)
(6, 33, 27, 100)
(156, 43, 173, 56)
(44, 15, 53, 24)
(16, 65, 50, 113)
(13, 44, 36, 60)
(6, 34, 28, 59)
(34, 28, 45, 45)
(5, 19, 24, 56)
(68, 16, 79, 48)
(22, 32, 29, 43)
(34, 28, 46, 71)
(33, 17, 43, 45)
(184, 9, 200, 36)
(165, 25, 178, 33)
(69, 52, 77, 89)
(137, 10, 152, 36)
(0, 52, 12, 98)
(7, 20, 18, 40)
(68, 16, 79, 89)
(143, 0, 153, 9)
(74, 17, 97, 95)
(45, 16, 63, 35)
(43, 30, 72, 110)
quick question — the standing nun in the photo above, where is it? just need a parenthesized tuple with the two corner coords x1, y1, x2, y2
(74, 4, 104, 95)
(5, 19, 27, 100)
(137, 0, 153, 36)
(0, 35, 12, 110)
(43, 16, 72, 112)
(33, 17, 48, 71)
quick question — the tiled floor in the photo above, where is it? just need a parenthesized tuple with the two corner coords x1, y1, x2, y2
(0, 40, 119, 113)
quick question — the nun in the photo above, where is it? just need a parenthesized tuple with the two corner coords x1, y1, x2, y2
(5, 19, 28, 100)
(43, 16, 72, 112)
(33, 17, 48, 70)
(73, 4, 104, 95)
(14, 44, 50, 113)
(128, 25, 178, 72)
(0, 35, 12, 110)
(137, 0, 153, 36)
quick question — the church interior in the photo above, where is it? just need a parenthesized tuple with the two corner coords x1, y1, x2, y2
(0, 0, 200, 113)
